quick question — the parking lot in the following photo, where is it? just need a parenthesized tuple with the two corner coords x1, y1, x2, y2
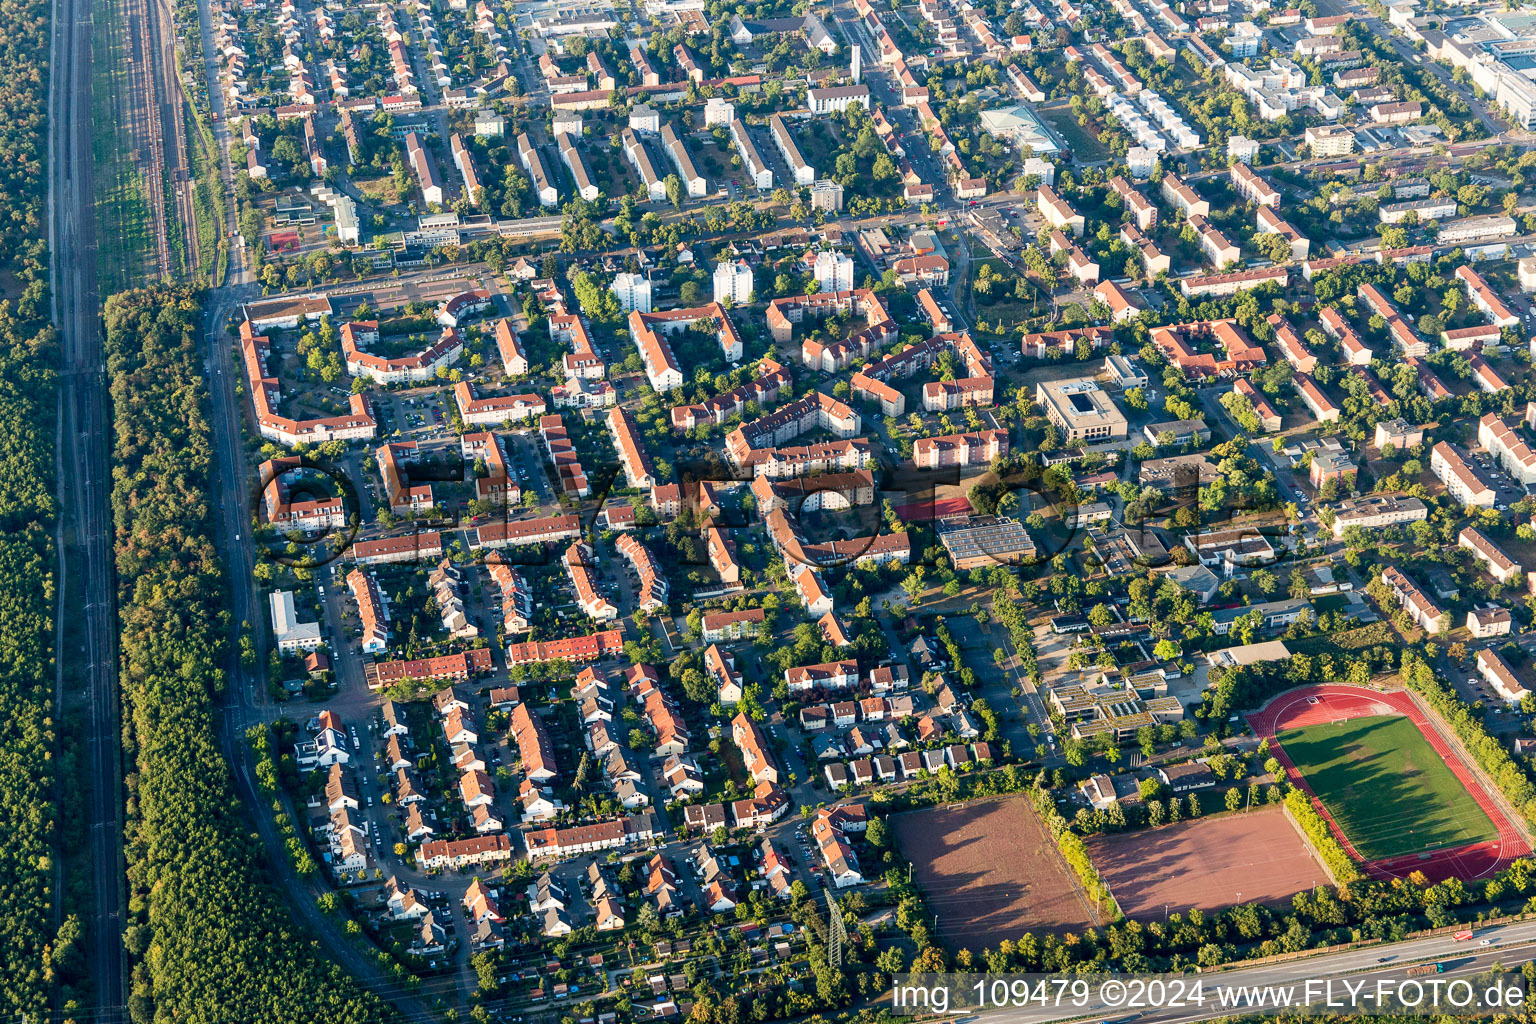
(1465, 444, 1530, 510)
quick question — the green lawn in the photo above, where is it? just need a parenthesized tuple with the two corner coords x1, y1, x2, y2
(1278, 715, 1498, 861)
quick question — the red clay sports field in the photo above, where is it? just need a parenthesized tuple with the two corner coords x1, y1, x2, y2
(1247, 684, 1530, 883)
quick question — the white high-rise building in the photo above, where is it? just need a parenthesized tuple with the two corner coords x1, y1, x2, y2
(1126, 146, 1157, 179)
(705, 97, 736, 126)
(611, 272, 652, 313)
(813, 250, 854, 294)
(713, 259, 754, 305)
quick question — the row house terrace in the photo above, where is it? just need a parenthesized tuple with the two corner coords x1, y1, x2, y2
(750, 470, 876, 517)
(565, 542, 618, 621)
(768, 290, 897, 373)
(460, 432, 517, 506)
(259, 456, 347, 533)
(485, 553, 534, 633)
(350, 533, 444, 566)
(725, 392, 862, 467)
(240, 320, 377, 446)
(608, 406, 657, 489)
(454, 381, 545, 426)
(502, 629, 624, 667)
(1150, 319, 1267, 378)
(525, 810, 657, 859)
(539, 415, 589, 498)
(630, 303, 744, 392)
(672, 358, 792, 430)
(765, 507, 912, 571)
(616, 533, 669, 613)
(1178, 266, 1289, 299)
(913, 429, 1009, 469)
(363, 649, 492, 690)
(471, 513, 582, 551)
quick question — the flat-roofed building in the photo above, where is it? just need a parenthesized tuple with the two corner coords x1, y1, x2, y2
(1035, 377, 1128, 442)
(1105, 353, 1147, 389)
(1330, 494, 1426, 538)
(938, 516, 1036, 570)
(1051, 684, 1184, 742)
(1184, 527, 1276, 569)
(1373, 418, 1423, 451)
(1305, 124, 1355, 156)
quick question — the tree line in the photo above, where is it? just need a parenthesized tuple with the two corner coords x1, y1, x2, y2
(104, 287, 389, 1024)
(0, 272, 60, 1020)
(0, 0, 64, 1005)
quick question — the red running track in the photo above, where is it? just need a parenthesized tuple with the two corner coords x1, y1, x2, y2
(1247, 684, 1530, 883)
(894, 496, 973, 522)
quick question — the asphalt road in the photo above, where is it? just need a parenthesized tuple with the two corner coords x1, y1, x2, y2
(182, 0, 445, 1012)
(957, 921, 1536, 1024)
(50, 0, 128, 1007)
(200, 267, 448, 1022)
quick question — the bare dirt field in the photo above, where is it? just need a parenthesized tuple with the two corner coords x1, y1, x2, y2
(891, 795, 1099, 952)
(1088, 805, 1328, 920)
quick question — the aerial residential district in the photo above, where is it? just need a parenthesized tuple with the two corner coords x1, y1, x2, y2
(27, 0, 1536, 1018)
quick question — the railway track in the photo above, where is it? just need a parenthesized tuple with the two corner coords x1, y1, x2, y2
(123, 0, 199, 277)
(150, 0, 201, 272)
(50, 0, 128, 1009)
(123, 0, 171, 277)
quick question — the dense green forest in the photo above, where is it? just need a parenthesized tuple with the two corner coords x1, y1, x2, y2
(0, 0, 48, 271)
(0, 264, 59, 1021)
(0, 0, 62, 1013)
(105, 287, 387, 1024)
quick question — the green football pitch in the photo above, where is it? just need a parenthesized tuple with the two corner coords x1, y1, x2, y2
(1277, 715, 1498, 861)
